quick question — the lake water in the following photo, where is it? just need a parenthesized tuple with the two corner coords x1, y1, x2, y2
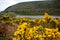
(16, 15, 60, 19)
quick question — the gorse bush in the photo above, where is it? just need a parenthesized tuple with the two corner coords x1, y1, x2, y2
(12, 13, 60, 40)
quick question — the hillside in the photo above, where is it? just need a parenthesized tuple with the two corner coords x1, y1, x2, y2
(4, 1, 60, 15)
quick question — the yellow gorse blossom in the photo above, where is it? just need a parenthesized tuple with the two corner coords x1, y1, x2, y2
(12, 13, 60, 40)
(54, 19, 60, 24)
(44, 12, 52, 20)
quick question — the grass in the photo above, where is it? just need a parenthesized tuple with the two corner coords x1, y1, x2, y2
(0, 37, 11, 40)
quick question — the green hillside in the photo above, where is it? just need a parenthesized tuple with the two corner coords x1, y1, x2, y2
(3, 1, 60, 15)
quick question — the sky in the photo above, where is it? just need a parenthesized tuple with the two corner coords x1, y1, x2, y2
(0, 0, 41, 11)
(0, 0, 53, 11)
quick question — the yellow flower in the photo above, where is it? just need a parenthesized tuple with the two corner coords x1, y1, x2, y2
(33, 26, 39, 31)
(21, 31, 25, 34)
(56, 32, 60, 38)
(44, 12, 49, 19)
(42, 19, 47, 23)
(27, 36, 31, 39)
(35, 34, 39, 38)
(48, 35, 51, 37)
(44, 12, 52, 20)
(45, 31, 49, 35)
(14, 31, 19, 36)
(52, 28, 58, 33)
(45, 28, 52, 32)
(40, 38, 44, 40)
(54, 19, 59, 24)
(29, 28, 33, 37)
(18, 22, 27, 28)
(53, 35, 55, 38)
(23, 22, 27, 25)
(12, 38, 17, 40)
(39, 35, 43, 38)
(12, 16, 60, 40)
(55, 28, 58, 32)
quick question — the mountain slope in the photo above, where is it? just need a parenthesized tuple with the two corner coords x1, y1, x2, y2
(4, 1, 60, 15)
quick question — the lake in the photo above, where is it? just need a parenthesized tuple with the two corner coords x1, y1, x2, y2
(16, 15, 60, 19)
